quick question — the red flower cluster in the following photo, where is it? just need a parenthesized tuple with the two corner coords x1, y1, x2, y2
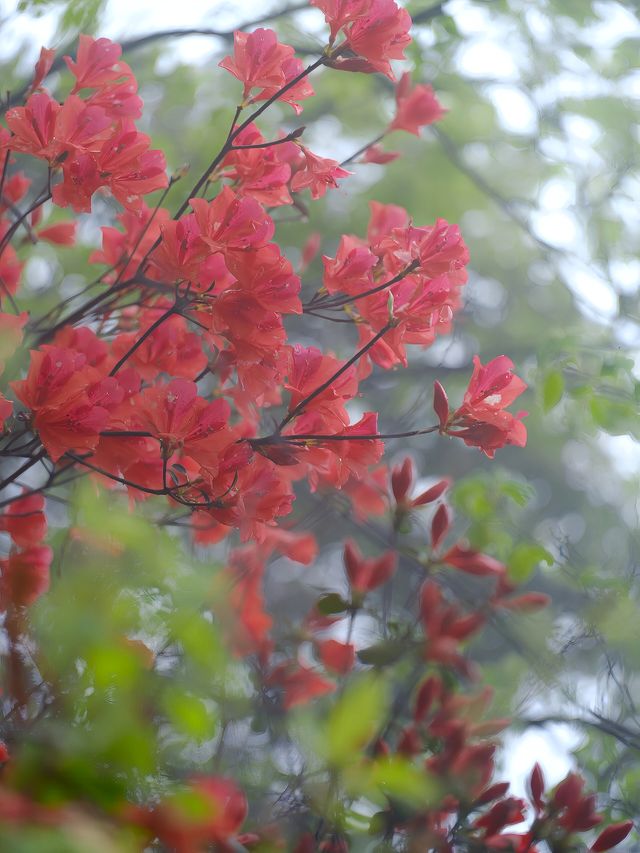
(313, 0, 412, 79)
(3, 36, 165, 213)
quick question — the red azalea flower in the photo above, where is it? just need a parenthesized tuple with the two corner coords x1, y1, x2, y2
(322, 235, 377, 295)
(190, 186, 274, 253)
(11, 347, 114, 461)
(267, 661, 336, 709)
(135, 379, 231, 469)
(311, 0, 370, 43)
(344, 539, 396, 593)
(291, 146, 352, 199)
(390, 72, 446, 135)
(64, 35, 129, 93)
(316, 638, 356, 674)
(446, 355, 528, 458)
(219, 29, 296, 98)
(340, 0, 412, 80)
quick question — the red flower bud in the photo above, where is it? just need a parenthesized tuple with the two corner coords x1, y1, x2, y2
(391, 456, 413, 503)
(430, 503, 451, 550)
(591, 820, 634, 852)
(433, 380, 449, 430)
(528, 762, 545, 813)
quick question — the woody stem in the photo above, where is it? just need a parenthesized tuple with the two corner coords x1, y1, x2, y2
(277, 321, 395, 432)
(174, 53, 327, 219)
(109, 304, 177, 376)
(304, 260, 420, 312)
(250, 425, 439, 446)
(0, 448, 46, 493)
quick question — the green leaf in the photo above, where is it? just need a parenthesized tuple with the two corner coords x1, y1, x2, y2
(508, 543, 554, 583)
(500, 480, 534, 508)
(163, 690, 216, 740)
(325, 675, 388, 766)
(370, 756, 439, 808)
(317, 593, 349, 615)
(542, 369, 564, 412)
(357, 639, 409, 667)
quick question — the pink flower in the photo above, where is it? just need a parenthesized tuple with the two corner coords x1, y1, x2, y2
(444, 356, 528, 458)
(37, 222, 77, 246)
(219, 29, 296, 99)
(291, 146, 351, 199)
(361, 143, 400, 163)
(343, 0, 412, 80)
(311, 0, 370, 43)
(390, 72, 446, 135)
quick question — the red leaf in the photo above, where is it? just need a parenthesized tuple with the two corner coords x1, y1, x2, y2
(528, 762, 545, 813)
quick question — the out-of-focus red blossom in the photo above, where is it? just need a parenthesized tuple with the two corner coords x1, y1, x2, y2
(291, 145, 352, 199)
(0, 743, 9, 763)
(442, 544, 506, 577)
(36, 222, 77, 246)
(474, 781, 511, 808)
(391, 456, 451, 510)
(316, 638, 356, 674)
(128, 776, 247, 851)
(419, 580, 484, 676)
(473, 796, 527, 836)
(267, 661, 335, 709)
(494, 591, 551, 612)
(0, 546, 52, 607)
(0, 491, 47, 547)
(342, 465, 389, 519)
(220, 555, 273, 659)
(3, 172, 31, 206)
(552, 773, 602, 832)
(361, 143, 400, 164)
(591, 820, 634, 852)
(390, 72, 446, 135)
(344, 539, 396, 594)
(413, 674, 442, 722)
